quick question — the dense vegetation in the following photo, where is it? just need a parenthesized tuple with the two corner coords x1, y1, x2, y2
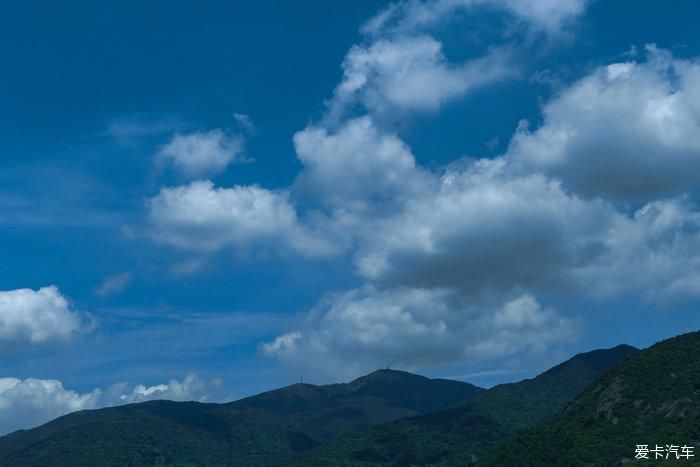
(0, 369, 482, 466)
(0, 403, 294, 466)
(293, 345, 638, 465)
(481, 331, 700, 466)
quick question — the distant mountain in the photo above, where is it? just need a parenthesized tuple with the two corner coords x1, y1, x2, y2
(0, 341, 654, 466)
(236, 369, 483, 443)
(296, 344, 638, 465)
(0, 402, 299, 466)
(0, 369, 482, 466)
(480, 331, 700, 466)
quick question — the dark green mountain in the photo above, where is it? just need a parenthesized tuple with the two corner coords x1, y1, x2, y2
(480, 331, 700, 466)
(0, 402, 299, 466)
(295, 344, 638, 466)
(235, 369, 484, 443)
(0, 369, 482, 466)
(0, 340, 657, 467)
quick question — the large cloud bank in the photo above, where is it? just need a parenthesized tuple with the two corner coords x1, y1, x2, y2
(141, 1, 700, 379)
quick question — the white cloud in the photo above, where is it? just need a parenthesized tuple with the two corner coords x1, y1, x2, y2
(294, 116, 430, 214)
(354, 158, 610, 295)
(105, 115, 186, 147)
(144, 0, 587, 267)
(496, 0, 586, 34)
(573, 197, 700, 302)
(147, 180, 337, 257)
(233, 113, 255, 134)
(362, 0, 586, 38)
(157, 129, 245, 178)
(114, 373, 218, 404)
(350, 158, 700, 304)
(260, 331, 302, 357)
(94, 273, 131, 297)
(0, 286, 84, 351)
(0, 377, 101, 435)
(264, 42, 700, 378)
(169, 257, 209, 276)
(141, 4, 700, 382)
(261, 287, 579, 380)
(326, 0, 589, 121)
(507, 46, 700, 201)
(0, 373, 218, 435)
(329, 36, 513, 117)
(265, 147, 700, 378)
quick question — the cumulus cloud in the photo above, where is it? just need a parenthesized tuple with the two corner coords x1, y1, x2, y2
(147, 180, 337, 257)
(262, 30, 700, 377)
(261, 287, 580, 380)
(0, 373, 218, 435)
(108, 373, 217, 405)
(94, 273, 131, 297)
(353, 158, 611, 295)
(294, 116, 430, 213)
(329, 36, 513, 117)
(572, 197, 700, 302)
(0, 377, 101, 435)
(143, 0, 586, 264)
(157, 129, 245, 178)
(268, 98, 700, 375)
(141, 1, 700, 380)
(0, 286, 84, 351)
(507, 46, 700, 201)
(350, 159, 700, 303)
(324, 0, 590, 121)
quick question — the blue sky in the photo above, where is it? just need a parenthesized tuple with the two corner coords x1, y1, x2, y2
(2, 0, 700, 434)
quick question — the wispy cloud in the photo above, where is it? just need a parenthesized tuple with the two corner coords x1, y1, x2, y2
(104, 114, 186, 146)
(94, 273, 132, 298)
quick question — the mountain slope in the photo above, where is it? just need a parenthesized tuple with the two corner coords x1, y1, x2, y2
(295, 344, 639, 465)
(480, 331, 700, 466)
(0, 402, 300, 466)
(0, 370, 482, 466)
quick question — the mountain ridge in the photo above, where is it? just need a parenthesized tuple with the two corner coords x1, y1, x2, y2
(480, 331, 700, 466)
(0, 343, 651, 466)
(0, 368, 483, 465)
(294, 344, 640, 465)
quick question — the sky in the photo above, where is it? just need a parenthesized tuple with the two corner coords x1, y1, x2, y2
(2, 0, 700, 435)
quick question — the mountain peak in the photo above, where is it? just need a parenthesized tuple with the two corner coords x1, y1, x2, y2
(538, 343, 639, 381)
(350, 368, 428, 384)
(295, 340, 645, 466)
